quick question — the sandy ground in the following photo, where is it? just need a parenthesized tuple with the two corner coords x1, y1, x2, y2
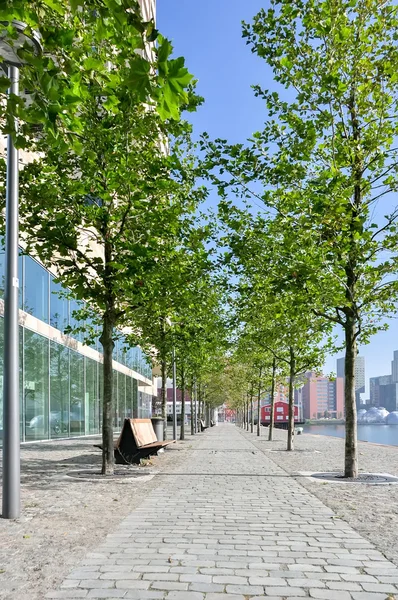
(244, 426, 398, 567)
(0, 428, 197, 600)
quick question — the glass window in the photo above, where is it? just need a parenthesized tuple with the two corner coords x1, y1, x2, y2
(132, 378, 138, 418)
(70, 350, 84, 435)
(23, 256, 49, 323)
(118, 372, 126, 428)
(118, 342, 128, 367)
(0, 244, 22, 303)
(85, 358, 100, 434)
(50, 278, 69, 333)
(113, 370, 118, 428)
(112, 336, 118, 362)
(125, 376, 133, 418)
(50, 341, 70, 438)
(24, 330, 49, 441)
(19, 325, 23, 440)
(0, 245, 4, 298)
(69, 299, 84, 342)
(0, 318, 3, 441)
(84, 317, 98, 351)
(98, 363, 103, 430)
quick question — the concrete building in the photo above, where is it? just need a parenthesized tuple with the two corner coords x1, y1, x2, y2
(336, 355, 365, 407)
(370, 375, 392, 407)
(0, 0, 157, 443)
(369, 375, 398, 412)
(299, 372, 344, 420)
(392, 350, 398, 383)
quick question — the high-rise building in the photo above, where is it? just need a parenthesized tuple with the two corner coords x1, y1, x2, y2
(298, 372, 344, 420)
(0, 0, 157, 444)
(370, 377, 398, 412)
(370, 375, 392, 406)
(391, 350, 398, 383)
(336, 355, 365, 407)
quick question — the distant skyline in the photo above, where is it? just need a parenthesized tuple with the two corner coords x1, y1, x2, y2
(158, 0, 398, 397)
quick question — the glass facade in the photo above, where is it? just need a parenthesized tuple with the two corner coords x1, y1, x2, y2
(0, 249, 153, 443)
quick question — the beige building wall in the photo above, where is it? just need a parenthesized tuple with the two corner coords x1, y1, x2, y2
(139, 0, 156, 22)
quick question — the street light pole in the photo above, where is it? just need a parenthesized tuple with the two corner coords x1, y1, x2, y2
(2, 65, 20, 520)
(172, 346, 177, 440)
(1, 21, 41, 519)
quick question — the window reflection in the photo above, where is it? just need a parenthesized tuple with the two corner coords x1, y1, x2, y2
(50, 342, 70, 438)
(50, 278, 69, 333)
(70, 350, 84, 436)
(69, 300, 84, 342)
(86, 358, 100, 434)
(23, 256, 49, 323)
(24, 330, 49, 441)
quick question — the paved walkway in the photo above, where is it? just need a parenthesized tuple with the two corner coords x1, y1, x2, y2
(47, 424, 398, 599)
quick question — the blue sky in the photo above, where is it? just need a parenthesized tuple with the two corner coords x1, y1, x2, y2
(158, 0, 398, 397)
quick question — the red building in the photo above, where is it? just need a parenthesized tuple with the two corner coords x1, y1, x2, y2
(261, 401, 300, 427)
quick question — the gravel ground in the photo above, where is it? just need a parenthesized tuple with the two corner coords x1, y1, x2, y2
(0, 428, 198, 600)
(244, 426, 398, 568)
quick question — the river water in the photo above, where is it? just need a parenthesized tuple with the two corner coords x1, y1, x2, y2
(304, 423, 398, 447)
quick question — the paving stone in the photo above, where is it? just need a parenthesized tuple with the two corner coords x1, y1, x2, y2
(166, 593, 204, 600)
(265, 587, 307, 596)
(351, 594, 393, 600)
(361, 583, 398, 593)
(203, 595, 246, 600)
(44, 426, 398, 600)
(309, 590, 351, 599)
(86, 592, 126, 598)
(225, 584, 264, 594)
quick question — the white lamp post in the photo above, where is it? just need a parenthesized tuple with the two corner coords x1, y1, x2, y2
(0, 21, 41, 519)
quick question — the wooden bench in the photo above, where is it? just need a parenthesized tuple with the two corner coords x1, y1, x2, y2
(200, 419, 208, 432)
(95, 418, 175, 465)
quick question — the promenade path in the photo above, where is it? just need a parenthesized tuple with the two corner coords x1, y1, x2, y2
(46, 424, 398, 600)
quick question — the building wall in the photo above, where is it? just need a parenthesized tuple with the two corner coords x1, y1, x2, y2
(301, 372, 344, 419)
(392, 351, 398, 383)
(336, 356, 365, 406)
(0, 251, 153, 443)
(370, 375, 392, 407)
(0, 3, 157, 443)
(139, 0, 156, 21)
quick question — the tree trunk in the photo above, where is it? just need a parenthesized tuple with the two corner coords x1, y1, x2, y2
(193, 381, 197, 433)
(246, 399, 249, 431)
(180, 366, 185, 440)
(250, 396, 254, 433)
(268, 358, 276, 442)
(287, 348, 295, 451)
(161, 355, 167, 441)
(257, 366, 262, 436)
(344, 92, 360, 478)
(198, 383, 202, 426)
(100, 308, 115, 475)
(344, 315, 358, 477)
(190, 378, 194, 435)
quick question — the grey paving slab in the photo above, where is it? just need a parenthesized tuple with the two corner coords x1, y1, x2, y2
(46, 425, 398, 600)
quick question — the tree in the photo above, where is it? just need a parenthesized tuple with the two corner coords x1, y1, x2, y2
(13, 17, 199, 474)
(204, 0, 398, 477)
(217, 204, 331, 450)
(0, 2, 191, 151)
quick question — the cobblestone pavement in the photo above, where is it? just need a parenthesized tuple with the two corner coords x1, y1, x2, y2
(46, 424, 398, 599)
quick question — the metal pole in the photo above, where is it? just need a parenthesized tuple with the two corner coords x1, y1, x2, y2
(172, 346, 177, 440)
(2, 65, 20, 519)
